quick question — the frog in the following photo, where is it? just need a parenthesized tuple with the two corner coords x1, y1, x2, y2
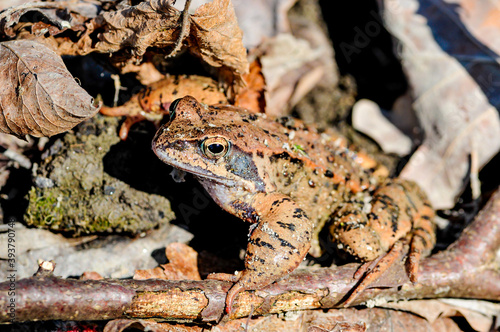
(151, 96, 436, 313)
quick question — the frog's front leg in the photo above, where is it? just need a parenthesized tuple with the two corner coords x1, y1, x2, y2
(210, 193, 313, 314)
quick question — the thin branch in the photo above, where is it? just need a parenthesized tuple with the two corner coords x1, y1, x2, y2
(1, 188, 499, 323)
(166, 0, 192, 58)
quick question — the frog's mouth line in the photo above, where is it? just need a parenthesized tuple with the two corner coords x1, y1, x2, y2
(153, 148, 237, 187)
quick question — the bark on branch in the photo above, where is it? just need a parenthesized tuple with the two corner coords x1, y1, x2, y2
(1, 188, 499, 323)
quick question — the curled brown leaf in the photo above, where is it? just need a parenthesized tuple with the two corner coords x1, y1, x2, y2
(1, 0, 248, 96)
(0, 1, 95, 39)
(0, 39, 100, 138)
(188, 0, 249, 93)
(234, 59, 266, 113)
(97, 0, 248, 94)
(96, 0, 180, 57)
(134, 243, 201, 281)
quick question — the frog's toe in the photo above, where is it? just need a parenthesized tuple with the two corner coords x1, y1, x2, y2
(408, 215, 436, 283)
(206, 272, 246, 314)
(407, 249, 420, 283)
(407, 231, 430, 283)
(225, 281, 245, 314)
(223, 268, 279, 314)
(206, 271, 252, 314)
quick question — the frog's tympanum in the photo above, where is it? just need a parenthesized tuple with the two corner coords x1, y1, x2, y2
(152, 96, 436, 313)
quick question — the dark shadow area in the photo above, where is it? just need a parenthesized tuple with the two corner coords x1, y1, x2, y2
(0, 167, 31, 224)
(319, 0, 408, 109)
(64, 55, 142, 107)
(3, 321, 107, 332)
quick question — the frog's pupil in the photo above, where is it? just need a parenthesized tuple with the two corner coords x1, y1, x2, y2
(208, 143, 224, 154)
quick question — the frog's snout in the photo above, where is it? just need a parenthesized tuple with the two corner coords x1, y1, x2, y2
(152, 131, 189, 158)
(151, 126, 166, 151)
(151, 135, 176, 165)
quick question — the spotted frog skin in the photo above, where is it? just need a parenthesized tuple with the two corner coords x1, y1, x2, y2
(152, 96, 436, 312)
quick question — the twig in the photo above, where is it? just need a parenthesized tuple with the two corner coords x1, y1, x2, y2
(166, 0, 192, 58)
(1, 187, 499, 323)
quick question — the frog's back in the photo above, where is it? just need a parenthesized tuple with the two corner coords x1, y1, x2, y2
(214, 105, 380, 248)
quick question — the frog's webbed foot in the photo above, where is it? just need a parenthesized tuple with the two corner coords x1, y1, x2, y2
(215, 193, 313, 314)
(344, 229, 433, 306)
(343, 240, 407, 306)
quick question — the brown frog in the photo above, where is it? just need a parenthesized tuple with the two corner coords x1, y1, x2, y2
(152, 96, 436, 313)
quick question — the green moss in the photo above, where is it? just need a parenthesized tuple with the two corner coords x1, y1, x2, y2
(25, 188, 64, 228)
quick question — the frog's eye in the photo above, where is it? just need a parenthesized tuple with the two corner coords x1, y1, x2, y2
(168, 98, 181, 122)
(201, 137, 230, 159)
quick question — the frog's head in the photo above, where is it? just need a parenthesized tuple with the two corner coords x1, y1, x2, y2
(152, 96, 267, 192)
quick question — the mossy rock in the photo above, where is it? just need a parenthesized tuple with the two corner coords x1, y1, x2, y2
(25, 115, 175, 234)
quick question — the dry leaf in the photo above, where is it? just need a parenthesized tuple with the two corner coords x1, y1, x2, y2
(233, 0, 287, 49)
(382, 299, 498, 332)
(234, 59, 266, 112)
(352, 99, 412, 156)
(81, 271, 104, 280)
(95, 0, 180, 57)
(95, 0, 248, 92)
(0, 223, 95, 260)
(233, 0, 297, 49)
(0, 1, 28, 11)
(134, 243, 201, 281)
(259, 33, 334, 117)
(0, 1, 95, 39)
(119, 62, 165, 86)
(0, 39, 100, 138)
(378, 0, 500, 208)
(95, 0, 248, 91)
(1, 0, 248, 94)
(188, 0, 249, 93)
(0, 223, 193, 280)
(0, 1, 98, 55)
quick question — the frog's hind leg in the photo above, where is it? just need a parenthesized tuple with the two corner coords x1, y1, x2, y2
(334, 179, 435, 306)
(381, 179, 436, 283)
(210, 193, 313, 314)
